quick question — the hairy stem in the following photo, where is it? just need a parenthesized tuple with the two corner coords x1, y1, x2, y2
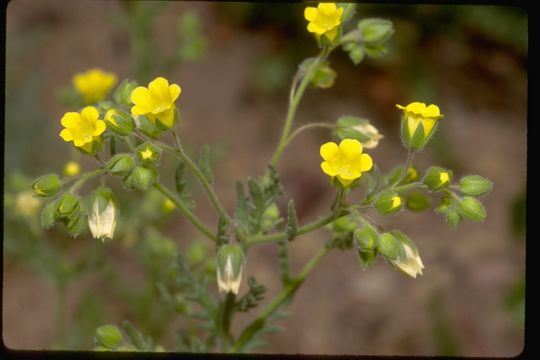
(269, 49, 329, 167)
(153, 182, 216, 241)
(231, 246, 331, 353)
(285, 122, 335, 147)
(219, 292, 237, 353)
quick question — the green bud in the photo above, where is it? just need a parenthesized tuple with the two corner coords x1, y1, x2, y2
(32, 174, 62, 197)
(423, 166, 452, 191)
(186, 241, 207, 265)
(113, 79, 138, 105)
(40, 199, 59, 229)
(216, 244, 245, 295)
(459, 196, 486, 222)
(331, 215, 357, 233)
(310, 61, 337, 89)
(56, 193, 80, 218)
(261, 202, 280, 232)
(374, 192, 403, 215)
(124, 165, 158, 191)
(106, 154, 134, 176)
(357, 18, 394, 46)
(136, 142, 161, 163)
(377, 233, 402, 261)
(405, 191, 431, 211)
(134, 115, 163, 138)
(349, 46, 365, 65)
(459, 175, 493, 197)
(354, 225, 379, 270)
(446, 209, 462, 229)
(104, 109, 135, 136)
(96, 325, 123, 349)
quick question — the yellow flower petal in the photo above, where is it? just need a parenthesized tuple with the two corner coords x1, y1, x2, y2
(60, 112, 81, 128)
(339, 139, 362, 158)
(60, 129, 74, 141)
(304, 7, 318, 21)
(321, 161, 338, 176)
(169, 84, 182, 102)
(81, 106, 99, 121)
(357, 153, 373, 172)
(407, 115, 422, 136)
(425, 104, 443, 118)
(325, 26, 339, 41)
(156, 107, 176, 128)
(406, 102, 426, 115)
(93, 120, 107, 136)
(131, 87, 157, 113)
(148, 77, 171, 101)
(337, 176, 354, 187)
(320, 142, 339, 160)
(421, 117, 437, 136)
(307, 22, 325, 35)
(318, 3, 337, 15)
(131, 105, 147, 116)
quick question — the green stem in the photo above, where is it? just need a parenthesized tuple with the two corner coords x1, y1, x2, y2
(269, 50, 328, 167)
(219, 292, 237, 353)
(390, 151, 415, 189)
(69, 168, 105, 193)
(136, 130, 232, 224)
(153, 182, 216, 241)
(231, 246, 331, 353)
(248, 213, 337, 246)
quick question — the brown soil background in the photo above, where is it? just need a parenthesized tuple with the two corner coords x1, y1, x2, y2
(4, 0, 526, 355)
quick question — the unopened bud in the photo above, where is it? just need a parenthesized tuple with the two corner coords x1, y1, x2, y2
(216, 244, 245, 295)
(104, 109, 135, 136)
(357, 18, 394, 45)
(459, 175, 493, 197)
(423, 166, 452, 191)
(106, 154, 134, 176)
(56, 193, 80, 218)
(458, 196, 486, 223)
(388, 230, 424, 278)
(374, 193, 402, 215)
(354, 225, 379, 269)
(95, 325, 122, 349)
(32, 174, 63, 197)
(124, 165, 157, 191)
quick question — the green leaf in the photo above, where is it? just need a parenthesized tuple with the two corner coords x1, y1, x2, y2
(198, 145, 213, 184)
(175, 161, 187, 193)
(446, 210, 462, 230)
(235, 181, 248, 226)
(364, 44, 388, 58)
(286, 199, 298, 241)
(122, 321, 148, 351)
(95, 325, 123, 349)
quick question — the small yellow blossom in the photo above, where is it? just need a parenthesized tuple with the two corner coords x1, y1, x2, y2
(396, 102, 444, 140)
(63, 161, 81, 176)
(130, 77, 181, 129)
(304, 3, 344, 41)
(162, 198, 176, 213)
(73, 68, 118, 104)
(439, 171, 450, 185)
(59, 106, 106, 148)
(391, 196, 401, 209)
(139, 146, 154, 160)
(320, 138, 373, 187)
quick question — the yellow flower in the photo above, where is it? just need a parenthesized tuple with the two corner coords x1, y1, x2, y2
(63, 161, 81, 176)
(439, 171, 450, 185)
(139, 146, 154, 160)
(59, 106, 106, 148)
(320, 139, 373, 187)
(304, 3, 344, 41)
(130, 77, 181, 129)
(396, 102, 444, 150)
(162, 198, 176, 213)
(73, 68, 118, 104)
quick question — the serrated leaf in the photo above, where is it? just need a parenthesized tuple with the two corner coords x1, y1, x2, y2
(122, 321, 145, 350)
(198, 145, 213, 184)
(286, 200, 298, 241)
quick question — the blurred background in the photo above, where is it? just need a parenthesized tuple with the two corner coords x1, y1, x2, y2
(4, 0, 526, 355)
